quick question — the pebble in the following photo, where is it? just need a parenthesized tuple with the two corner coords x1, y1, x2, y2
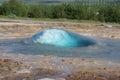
(38, 78, 55, 80)
(15, 69, 31, 74)
(105, 24, 112, 28)
(57, 78, 66, 80)
(38, 78, 65, 80)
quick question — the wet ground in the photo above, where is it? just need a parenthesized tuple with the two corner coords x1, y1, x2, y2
(0, 37, 120, 62)
(0, 20, 120, 80)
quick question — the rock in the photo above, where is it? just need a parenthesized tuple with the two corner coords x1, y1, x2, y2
(0, 59, 32, 79)
(38, 78, 55, 80)
(99, 24, 112, 28)
(105, 24, 112, 28)
(15, 69, 31, 74)
(95, 77, 107, 80)
(57, 78, 66, 80)
(102, 24, 112, 28)
(22, 78, 27, 80)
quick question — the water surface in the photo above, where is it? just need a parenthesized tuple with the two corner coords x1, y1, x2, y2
(0, 37, 120, 62)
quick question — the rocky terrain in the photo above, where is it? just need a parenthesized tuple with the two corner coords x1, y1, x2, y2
(0, 20, 120, 39)
(0, 19, 120, 80)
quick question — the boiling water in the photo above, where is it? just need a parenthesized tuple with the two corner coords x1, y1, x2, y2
(0, 29, 120, 62)
(32, 28, 96, 47)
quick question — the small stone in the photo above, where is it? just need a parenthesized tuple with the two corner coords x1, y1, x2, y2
(22, 78, 27, 80)
(38, 78, 55, 80)
(81, 58, 85, 61)
(56, 78, 66, 80)
(95, 77, 107, 80)
(105, 24, 112, 28)
(15, 69, 31, 74)
(61, 59, 65, 62)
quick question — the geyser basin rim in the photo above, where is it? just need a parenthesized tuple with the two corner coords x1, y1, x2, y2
(32, 28, 97, 47)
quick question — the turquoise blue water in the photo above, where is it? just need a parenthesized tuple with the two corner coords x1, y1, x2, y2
(0, 29, 120, 62)
(32, 28, 96, 47)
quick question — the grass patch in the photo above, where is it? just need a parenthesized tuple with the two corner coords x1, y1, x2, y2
(0, 15, 120, 26)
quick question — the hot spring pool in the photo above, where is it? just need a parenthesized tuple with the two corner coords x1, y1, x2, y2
(0, 28, 120, 62)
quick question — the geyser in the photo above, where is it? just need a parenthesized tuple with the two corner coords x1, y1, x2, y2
(32, 28, 96, 47)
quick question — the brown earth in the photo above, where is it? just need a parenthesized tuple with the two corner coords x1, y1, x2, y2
(0, 58, 120, 80)
(0, 20, 120, 39)
(0, 59, 120, 80)
(0, 20, 120, 80)
(0, 59, 33, 80)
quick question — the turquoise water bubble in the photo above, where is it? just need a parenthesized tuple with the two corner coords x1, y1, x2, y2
(32, 28, 96, 47)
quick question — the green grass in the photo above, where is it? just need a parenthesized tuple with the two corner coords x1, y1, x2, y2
(0, 15, 9, 19)
(17, 17, 120, 26)
(0, 15, 120, 26)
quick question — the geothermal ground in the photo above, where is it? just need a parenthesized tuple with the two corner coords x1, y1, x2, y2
(0, 19, 120, 80)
